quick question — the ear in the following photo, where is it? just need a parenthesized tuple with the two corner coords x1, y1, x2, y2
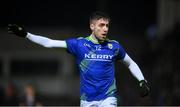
(90, 23, 94, 31)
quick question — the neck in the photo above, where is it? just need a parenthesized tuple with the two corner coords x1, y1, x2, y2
(90, 34, 105, 44)
(90, 34, 98, 44)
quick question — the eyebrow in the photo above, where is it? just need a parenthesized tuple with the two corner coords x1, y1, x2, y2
(99, 22, 109, 26)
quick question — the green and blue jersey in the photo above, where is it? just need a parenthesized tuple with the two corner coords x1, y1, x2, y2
(66, 36, 126, 101)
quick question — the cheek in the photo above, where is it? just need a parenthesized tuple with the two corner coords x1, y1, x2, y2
(94, 29, 101, 35)
(94, 27, 101, 32)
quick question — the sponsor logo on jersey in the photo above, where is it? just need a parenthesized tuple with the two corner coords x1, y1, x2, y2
(84, 53, 113, 61)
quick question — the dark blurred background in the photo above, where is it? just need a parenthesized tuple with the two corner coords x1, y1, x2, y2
(0, 0, 180, 106)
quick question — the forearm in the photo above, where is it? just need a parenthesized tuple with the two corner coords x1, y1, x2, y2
(128, 60, 145, 81)
(26, 33, 67, 48)
(122, 54, 145, 81)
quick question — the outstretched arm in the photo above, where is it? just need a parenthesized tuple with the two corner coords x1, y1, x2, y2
(7, 24, 67, 48)
(27, 33, 67, 48)
(121, 54, 150, 97)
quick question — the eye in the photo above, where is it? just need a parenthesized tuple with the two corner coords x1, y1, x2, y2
(106, 24, 109, 27)
(99, 23, 105, 27)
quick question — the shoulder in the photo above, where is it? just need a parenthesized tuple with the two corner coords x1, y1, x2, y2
(66, 36, 88, 48)
(107, 39, 119, 44)
(69, 36, 86, 41)
(77, 37, 84, 39)
(106, 38, 125, 50)
(66, 36, 86, 42)
(106, 38, 120, 46)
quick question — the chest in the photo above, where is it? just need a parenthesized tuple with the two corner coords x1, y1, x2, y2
(77, 42, 118, 61)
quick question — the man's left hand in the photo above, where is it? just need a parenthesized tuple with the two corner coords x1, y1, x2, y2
(139, 80, 150, 97)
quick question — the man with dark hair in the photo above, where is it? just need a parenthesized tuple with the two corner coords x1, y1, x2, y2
(8, 11, 150, 107)
(90, 11, 110, 23)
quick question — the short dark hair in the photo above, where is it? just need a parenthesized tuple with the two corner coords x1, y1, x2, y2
(90, 11, 110, 24)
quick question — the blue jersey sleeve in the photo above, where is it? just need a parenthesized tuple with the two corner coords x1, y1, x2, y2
(117, 43, 126, 60)
(66, 38, 78, 56)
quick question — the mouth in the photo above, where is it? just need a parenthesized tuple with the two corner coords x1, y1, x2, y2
(101, 34, 107, 40)
(102, 34, 107, 37)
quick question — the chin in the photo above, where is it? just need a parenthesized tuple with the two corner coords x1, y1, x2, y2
(100, 38, 106, 41)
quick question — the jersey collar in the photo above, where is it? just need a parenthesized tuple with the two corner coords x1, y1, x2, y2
(89, 35, 99, 44)
(86, 34, 107, 44)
